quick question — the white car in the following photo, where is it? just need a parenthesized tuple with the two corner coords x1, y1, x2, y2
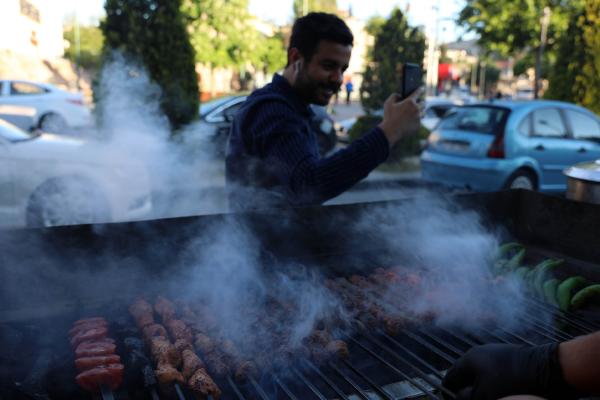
(0, 80, 92, 132)
(0, 119, 152, 228)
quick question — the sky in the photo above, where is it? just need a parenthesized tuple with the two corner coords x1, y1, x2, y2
(54, 0, 468, 43)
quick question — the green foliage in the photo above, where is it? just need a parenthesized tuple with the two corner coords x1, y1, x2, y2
(348, 115, 430, 161)
(100, 0, 199, 129)
(457, 0, 579, 57)
(579, 0, 600, 114)
(183, 0, 285, 75)
(184, 0, 253, 68)
(545, 0, 600, 114)
(513, 52, 551, 78)
(347, 114, 381, 143)
(63, 23, 104, 71)
(544, 8, 585, 103)
(293, 0, 338, 18)
(359, 8, 426, 113)
(257, 33, 287, 74)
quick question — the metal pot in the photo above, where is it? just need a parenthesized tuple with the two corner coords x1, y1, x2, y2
(564, 159, 600, 204)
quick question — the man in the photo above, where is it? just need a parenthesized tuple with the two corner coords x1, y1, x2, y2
(442, 331, 600, 399)
(345, 78, 353, 105)
(226, 12, 421, 210)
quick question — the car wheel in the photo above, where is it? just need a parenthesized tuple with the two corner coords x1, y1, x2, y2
(39, 113, 67, 133)
(26, 178, 110, 227)
(504, 169, 537, 191)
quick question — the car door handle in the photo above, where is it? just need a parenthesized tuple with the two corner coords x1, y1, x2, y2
(534, 144, 545, 151)
(577, 147, 587, 153)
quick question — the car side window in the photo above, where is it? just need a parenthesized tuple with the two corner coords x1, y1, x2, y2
(518, 114, 531, 136)
(10, 82, 46, 95)
(566, 110, 600, 140)
(532, 108, 566, 137)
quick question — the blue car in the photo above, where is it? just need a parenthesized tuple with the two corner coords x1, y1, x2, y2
(420, 100, 600, 192)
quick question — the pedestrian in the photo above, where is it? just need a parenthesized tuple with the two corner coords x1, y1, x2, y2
(226, 12, 422, 210)
(345, 78, 353, 105)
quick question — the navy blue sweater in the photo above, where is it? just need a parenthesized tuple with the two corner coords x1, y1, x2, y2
(226, 74, 389, 210)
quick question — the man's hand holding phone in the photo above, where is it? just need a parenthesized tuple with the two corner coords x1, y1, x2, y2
(378, 88, 423, 147)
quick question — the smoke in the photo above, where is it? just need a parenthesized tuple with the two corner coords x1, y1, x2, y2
(92, 52, 228, 220)
(350, 194, 528, 329)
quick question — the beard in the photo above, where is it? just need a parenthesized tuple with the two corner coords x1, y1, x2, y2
(293, 67, 340, 106)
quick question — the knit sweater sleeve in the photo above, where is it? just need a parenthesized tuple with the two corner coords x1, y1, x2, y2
(245, 100, 390, 205)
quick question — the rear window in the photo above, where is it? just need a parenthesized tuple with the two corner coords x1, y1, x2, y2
(438, 106, 509, 134)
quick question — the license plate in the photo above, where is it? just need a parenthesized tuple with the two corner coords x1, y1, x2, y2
(439, 140, 470, 152)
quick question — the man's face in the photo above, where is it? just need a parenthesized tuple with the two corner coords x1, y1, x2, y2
(293, 40, 352, 106)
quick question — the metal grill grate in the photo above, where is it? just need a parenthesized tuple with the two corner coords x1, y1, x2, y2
(77, 298, 595, 400)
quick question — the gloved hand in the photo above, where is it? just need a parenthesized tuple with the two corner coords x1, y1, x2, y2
(442, 343, 579, 400)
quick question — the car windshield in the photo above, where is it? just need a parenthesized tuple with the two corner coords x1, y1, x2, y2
(438, 106, 509, 134)
(199, 96, 236, 117)
(0, 119, 37, 142)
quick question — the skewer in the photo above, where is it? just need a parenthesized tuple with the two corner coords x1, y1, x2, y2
(150, 386, 160, 400)
(99, 384, 115, 400)
(174, 382, 186, 400)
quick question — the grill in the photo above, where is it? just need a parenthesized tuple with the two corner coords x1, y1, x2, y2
(1, 189, 600, 400)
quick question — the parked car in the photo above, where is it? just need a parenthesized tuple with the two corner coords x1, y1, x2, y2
(0, 119, 152, 228)
(180, 95, 338, 157)
(514, 88, 535, 100)
(421, 97, 460, 130)
(0, 80, 92, 133)
(0, 104, 37, 131)
(421, 100, 600, 192)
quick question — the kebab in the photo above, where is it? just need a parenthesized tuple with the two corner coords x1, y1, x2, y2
(261, 295, 349, 366)
(135, 297, 222, 398)
(180, 301, 257, 382)
(326, 277, 409, 335)
(69, 317, 124, 393)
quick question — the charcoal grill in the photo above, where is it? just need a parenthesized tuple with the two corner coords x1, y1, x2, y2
(1, 189, 600, 400)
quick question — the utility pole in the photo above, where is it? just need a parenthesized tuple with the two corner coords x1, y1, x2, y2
(534, 6, 551, 99)
(479, 61, 486, 99)
(73, 10, 81, 91)
(425, 0, 440, 96)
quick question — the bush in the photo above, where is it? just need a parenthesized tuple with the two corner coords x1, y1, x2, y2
(348, 114, 430, 162)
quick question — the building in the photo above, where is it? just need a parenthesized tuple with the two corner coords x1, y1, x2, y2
(0, 0, 80, 91)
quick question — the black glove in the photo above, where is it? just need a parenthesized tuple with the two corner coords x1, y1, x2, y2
(442, 343, 579, 400)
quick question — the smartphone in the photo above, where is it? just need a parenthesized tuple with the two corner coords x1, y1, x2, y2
(402, 63, 422, 99)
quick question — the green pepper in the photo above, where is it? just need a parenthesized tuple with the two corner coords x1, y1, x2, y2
(514, 266, 529, 281)
(543, 279, 560, 306)
(533, 259, 564, 298)
(570, 284, 600, 311)
(496, 242, 523, 260)
(524, 270, 537, 294)
(504, 248, 526, 273)
(557, 276, 591, 311)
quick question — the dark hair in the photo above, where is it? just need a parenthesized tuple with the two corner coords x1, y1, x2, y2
(288, 12, 353, 63)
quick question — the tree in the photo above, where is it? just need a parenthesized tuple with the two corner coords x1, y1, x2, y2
(543, 8, 585, 103)
(100, 0, 199, 129)
(544, 0, 600, 114)
(63, 22, 104, 71)
(359, 8, 426, 113)
(458, 0, 577, 56)
(579, 0, 600, 114)
(458, 0, 583, 97)
(257, 32, 287, 74)
(293, 0, 338, 18)
(183, 0, 278, 93)
(183, 0, 255, 70)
